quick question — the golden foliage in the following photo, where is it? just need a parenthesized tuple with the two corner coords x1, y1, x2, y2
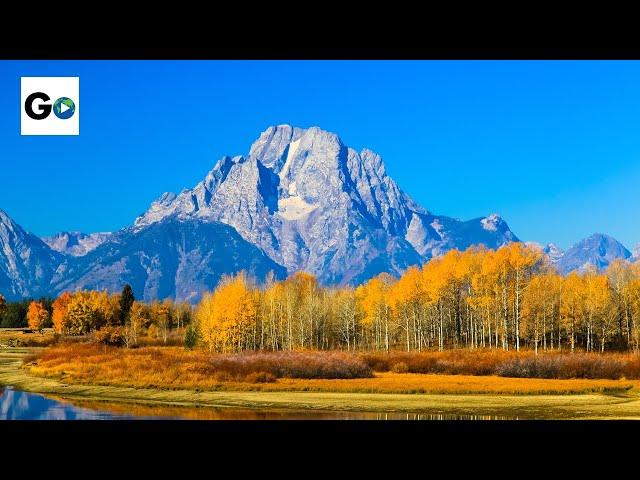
(27, 300, 48, 333)
(36, 242, 640, 353)
(196, 272, 257, 352)
(52, 292, 72, 334)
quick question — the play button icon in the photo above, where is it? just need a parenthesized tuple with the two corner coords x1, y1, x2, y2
(53, 97, 76, 120)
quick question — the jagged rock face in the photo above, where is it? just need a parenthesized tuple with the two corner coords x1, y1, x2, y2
(43, 231, 112, 257)
(50, 219, 286, 303)
(556, 233, 632, 274)
(135, 125, 518, 284)
(544, 243, 565, 264)
(0, 209, 63, 300)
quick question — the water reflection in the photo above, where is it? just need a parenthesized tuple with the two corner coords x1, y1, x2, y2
(0, 387, 517, 420)
(0, 387, 143, 420)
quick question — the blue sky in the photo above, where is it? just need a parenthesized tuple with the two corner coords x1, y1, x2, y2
(1, 60, 639, 250)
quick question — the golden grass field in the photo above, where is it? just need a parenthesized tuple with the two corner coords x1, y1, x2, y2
(24, 343, 637, 395)
(3, 348, 640, 419)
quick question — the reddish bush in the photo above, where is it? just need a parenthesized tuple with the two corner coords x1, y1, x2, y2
(496, 354, 626, 379)
(623, 356, 640, 379)
(202, 351, 373, 380)
(361, 350, 520, 376)
(93, 326, 124, 346)
(361, 349, 640, 380)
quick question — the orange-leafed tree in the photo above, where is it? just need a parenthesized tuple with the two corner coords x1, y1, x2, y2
(27, 300, 49, 333)
(52, 292, 73, 334)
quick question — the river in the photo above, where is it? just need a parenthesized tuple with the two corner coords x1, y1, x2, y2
(0, 387, 516, 420)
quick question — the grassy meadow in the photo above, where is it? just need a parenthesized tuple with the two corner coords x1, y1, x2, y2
(1, 348, 639, 419)
(4, 346, 640, 418)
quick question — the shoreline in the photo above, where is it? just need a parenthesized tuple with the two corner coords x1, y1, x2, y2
(2, 348, 640, 419)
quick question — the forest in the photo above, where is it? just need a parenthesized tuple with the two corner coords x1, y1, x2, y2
(2, 242, 640, 355)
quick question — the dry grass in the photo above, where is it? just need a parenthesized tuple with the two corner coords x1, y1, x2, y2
(26, 344, 635, 395)
(29, 344, 371, 389)
(258, 373, 632, 395)
(362, 349, 640, 380)
(0, 328, 57, 347)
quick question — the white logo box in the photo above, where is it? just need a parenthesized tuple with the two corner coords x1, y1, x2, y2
(21, 77, 80, 136)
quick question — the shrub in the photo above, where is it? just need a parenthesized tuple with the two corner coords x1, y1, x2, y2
(361, 350, 516, 376)
(496, 354, 626, 380)
(391, 362, 409, 373)
(205, 351, 373, 380)
(184, 324, 199, 350)
(360, 349, 640, 380)
(93, 326, 124, 346)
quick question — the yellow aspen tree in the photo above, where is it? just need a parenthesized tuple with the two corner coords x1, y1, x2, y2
(195, 272, 257, 353)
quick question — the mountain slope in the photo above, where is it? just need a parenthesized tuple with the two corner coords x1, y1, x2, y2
(135, 125, 518, 284)
(556, 233, 632, 274)
(0, 209, 63, 300)
(43, 231, 112, 257)
(50, 219, 286, 303)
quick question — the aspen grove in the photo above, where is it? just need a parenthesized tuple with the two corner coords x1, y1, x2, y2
(192, 243, 640, 354)
(15, 243, 640, 354)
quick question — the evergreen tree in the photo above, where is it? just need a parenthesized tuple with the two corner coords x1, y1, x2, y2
(0, 294, 6, 322)
(119, 284, 135, 326)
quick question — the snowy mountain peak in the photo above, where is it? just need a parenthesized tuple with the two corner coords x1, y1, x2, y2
(632, 242, 640, 260)
(132, 125, 518, 284)
(248, 124, 306, 169)
(480, 214, 504, 232)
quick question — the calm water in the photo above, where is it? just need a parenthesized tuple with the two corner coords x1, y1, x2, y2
(0, 387, 516, 420)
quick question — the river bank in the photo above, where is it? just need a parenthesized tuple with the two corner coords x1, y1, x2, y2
(3, 348, 640, 419)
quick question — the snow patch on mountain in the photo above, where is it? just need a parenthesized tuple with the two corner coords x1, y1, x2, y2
(280, 139, 301, 180)
(481, 214, 501, 232)
(277, 195, 318, 220)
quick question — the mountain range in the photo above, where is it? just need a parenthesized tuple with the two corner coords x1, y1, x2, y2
(0, 125, 637, 301)
(529, 235, 635, 275)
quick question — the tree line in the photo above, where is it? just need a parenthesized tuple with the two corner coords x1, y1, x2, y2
(193, 243, 640, 354)
(0, 285, 192, 347)
(2, 243, 640, 354)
